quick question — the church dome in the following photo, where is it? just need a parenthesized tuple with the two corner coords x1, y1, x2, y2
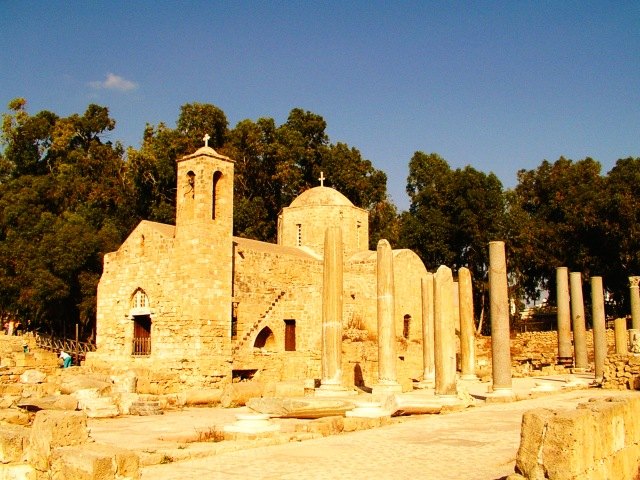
(289, 186, 354, 208)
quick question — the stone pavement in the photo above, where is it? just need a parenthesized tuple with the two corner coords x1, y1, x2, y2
(88, 376, 639, 480)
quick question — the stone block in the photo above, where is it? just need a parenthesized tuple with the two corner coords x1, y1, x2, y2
(0, 409, 29, 426)
(0, 463, 36, 480)
(308, 416, 344, 436)
(274, 382, 305, 398)
(543, 408, 594, 478)
(60, 375, 112, 395)
(0, 424, 29, 464)
(184, 388, 222, 405)
(17, 394, 77, 412)
(78, 397, 120, 418)
(514, 408, 555, 478)
(27, 410, 88, 471)
(50, 443, 140, 480)
(13, 354, 37, 368)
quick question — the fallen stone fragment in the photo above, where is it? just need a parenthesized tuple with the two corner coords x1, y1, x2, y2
(0, 424, 30, 463)
(50, 443, 140, 480)
(17, 395, 78, 412)
(247, 397, 355, 418)
(19, 369, 47, 384)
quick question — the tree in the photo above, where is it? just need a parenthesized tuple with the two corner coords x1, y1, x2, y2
(222, 109, 393, 244)
(599, 157, 640, 311)
(400, 151, 506, 329)
(0, 99, 131, 338)
(509, 157, 606, 307)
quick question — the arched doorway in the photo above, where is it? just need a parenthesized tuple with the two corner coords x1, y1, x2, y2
(130, 289, 152, 356)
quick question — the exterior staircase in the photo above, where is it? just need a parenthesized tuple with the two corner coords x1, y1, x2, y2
(232, 291, 286, 354)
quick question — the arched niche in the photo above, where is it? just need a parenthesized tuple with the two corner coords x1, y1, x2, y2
(254, 326, 276, 350)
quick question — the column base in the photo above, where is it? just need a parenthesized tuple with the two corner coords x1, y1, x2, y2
(459, 374, 479, 381)
(223, 413, 280, 434)
(415, 372, 435, 389)
(345, 401, 391, 418)
(556, 356, 574, 368)
(434, 394, 459, 405)
(372, 382, 403, 396)
(485, 387, 515, 403)
(315, 384, 355, 397)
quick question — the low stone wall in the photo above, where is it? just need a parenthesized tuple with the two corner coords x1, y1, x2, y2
(512, 395, 640, 480)
(603, 354, 640, 390)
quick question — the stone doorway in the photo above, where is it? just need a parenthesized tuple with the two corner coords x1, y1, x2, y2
(284, 319, 296, 351)
(132, 315, 151, 356)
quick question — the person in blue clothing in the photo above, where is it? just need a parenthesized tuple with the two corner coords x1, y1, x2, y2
(59, 351, 72, 368)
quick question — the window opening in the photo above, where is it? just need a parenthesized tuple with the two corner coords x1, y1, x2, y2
(212, 171, 222, 219)
(403, 314, 411, 339)
(132, 289, 149, 310)
(284, 319, 296, 351)
(231, 302, 238, 339)
(186, 171, 196, 198)
(296, 224, 302, 246)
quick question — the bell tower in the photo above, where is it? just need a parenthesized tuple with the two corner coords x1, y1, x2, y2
(176, 135, 234, 239)
(173, 136, 235, 357)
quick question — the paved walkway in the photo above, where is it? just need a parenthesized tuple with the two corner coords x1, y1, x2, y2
(88, 378, 638, 480)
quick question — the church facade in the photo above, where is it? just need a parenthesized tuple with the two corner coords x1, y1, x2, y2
(87, 144, 428, 391)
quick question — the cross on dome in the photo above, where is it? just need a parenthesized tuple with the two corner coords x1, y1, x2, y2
(203, 134, 210, 147)
(318, 171, 326, 187)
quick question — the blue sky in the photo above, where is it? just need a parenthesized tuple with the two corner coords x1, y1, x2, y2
(1, 1, 638, 210)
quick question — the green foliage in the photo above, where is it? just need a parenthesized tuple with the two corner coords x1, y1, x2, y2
(400, 151, 506, 325)
(0, 99, 134, 337)
(2, 97, 638, 337)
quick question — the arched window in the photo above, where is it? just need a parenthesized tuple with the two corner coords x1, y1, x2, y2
(131, 289, 149, 311)
(186, 171, 196, 199)
(212, 171, 222, 219)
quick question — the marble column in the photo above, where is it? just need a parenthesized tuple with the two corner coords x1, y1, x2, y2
(591, 276, 607, 382)
(614, 318, 628, 355)
(458, 267, 477, 380)
(569, 272, 588, 370)
(630, 277, 640, 330)
(373, 239, 402, 394)
(489, 241, 512, 394)
(318, 227, 346, 393)
(556, 267, 572, 365)
(419, 274, 435, 387)
(434, 265, 457, 396)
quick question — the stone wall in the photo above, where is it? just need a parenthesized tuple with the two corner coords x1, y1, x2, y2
(603, 354, 640, 390)
(513, 395, 640, 480)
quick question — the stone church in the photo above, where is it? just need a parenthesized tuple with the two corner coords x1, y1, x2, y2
(86, 143, 428, 391)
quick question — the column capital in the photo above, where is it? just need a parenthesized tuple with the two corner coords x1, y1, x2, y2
(630, 276, 640, 287)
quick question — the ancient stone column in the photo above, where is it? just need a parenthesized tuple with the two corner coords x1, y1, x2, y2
(434, 265, 457, 397)
(556, 267, 572, 366)
(319, 227, 346, 393)
(630, 276, 640, 330)
(373, 239, 402, 394)
(489, 241, 512, 394)
(569, 272, 588, 370)
(458, 267, 477, 380)
(591, 276, 607, 382)
(614, 318, 628, 355)
(419, 274, 435, 387)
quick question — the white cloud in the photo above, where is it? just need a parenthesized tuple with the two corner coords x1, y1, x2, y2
(89, 73, 138, 92)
